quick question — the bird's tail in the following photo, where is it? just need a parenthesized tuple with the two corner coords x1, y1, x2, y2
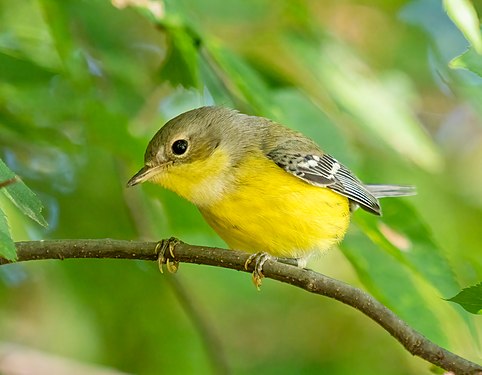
(365, 184, 416, 198)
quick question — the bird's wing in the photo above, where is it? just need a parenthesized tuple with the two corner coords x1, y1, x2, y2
(267, 149, 381, 215)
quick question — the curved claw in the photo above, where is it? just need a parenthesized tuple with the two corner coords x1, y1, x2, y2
(155, 238, 180, 274)
(166, 257, 179, 273)
(245, 252, 275, 290)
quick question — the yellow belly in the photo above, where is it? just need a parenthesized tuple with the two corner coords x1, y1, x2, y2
(199, 155, 351, 259)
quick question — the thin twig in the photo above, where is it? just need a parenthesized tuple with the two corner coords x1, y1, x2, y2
(164, 276, 229, 375)
(2, 239, 481, 375)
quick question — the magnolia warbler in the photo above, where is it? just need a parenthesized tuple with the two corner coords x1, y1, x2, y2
(127, 107, 415, 285)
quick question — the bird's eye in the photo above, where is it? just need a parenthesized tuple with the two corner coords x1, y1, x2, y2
(171, 139, 189, 155)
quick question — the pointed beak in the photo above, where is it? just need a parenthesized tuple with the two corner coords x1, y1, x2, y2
(126, 165, 162, 187)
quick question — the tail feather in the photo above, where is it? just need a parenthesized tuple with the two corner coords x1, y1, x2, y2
(365, 184, 416, 199)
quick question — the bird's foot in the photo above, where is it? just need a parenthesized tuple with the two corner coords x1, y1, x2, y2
(244, 252, 276, 290)
(155, 238, 180, 274)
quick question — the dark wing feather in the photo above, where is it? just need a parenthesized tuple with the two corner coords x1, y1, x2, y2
(268, 150, 381, 215)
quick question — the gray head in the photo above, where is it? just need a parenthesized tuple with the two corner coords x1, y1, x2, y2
(127, 106, 263, 187)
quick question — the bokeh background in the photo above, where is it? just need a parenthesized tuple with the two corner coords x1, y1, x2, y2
(0, 0, 481, 374)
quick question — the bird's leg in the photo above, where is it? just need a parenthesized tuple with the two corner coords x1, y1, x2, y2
(155, 238, 180, 274)
(244, 252, 276, 290)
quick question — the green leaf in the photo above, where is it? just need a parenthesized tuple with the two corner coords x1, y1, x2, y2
(341, 227, 447, 345)
(0, 52, 56, 84)
(0, 209, 16, 261)
(444, 0, 482, 54)
(203, 41, 274, 114)
(0, 159, 48, 227)
(449, 47, 482, 77)
(447, 283, 482, 314)
(159, 26, 200, 88)
(354, 200, 459, 298)
(38, 0, 76, 67)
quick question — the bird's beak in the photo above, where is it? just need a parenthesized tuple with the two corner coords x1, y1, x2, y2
(126, 165, 162, 187)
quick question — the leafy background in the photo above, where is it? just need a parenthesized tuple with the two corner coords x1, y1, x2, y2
(0, 0, 481, 374)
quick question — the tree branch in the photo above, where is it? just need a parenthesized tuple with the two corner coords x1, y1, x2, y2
(2, 239, 481, 375)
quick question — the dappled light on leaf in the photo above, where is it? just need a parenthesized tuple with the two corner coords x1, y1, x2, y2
(378, 222, 412, 252)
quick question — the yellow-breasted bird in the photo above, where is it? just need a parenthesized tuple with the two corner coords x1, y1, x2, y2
(127, 106, 415, 285)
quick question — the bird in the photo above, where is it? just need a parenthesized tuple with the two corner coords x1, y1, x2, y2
(127, 106, 415, 286)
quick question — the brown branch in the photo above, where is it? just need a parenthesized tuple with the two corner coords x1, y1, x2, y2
(2, 239, 481, 375)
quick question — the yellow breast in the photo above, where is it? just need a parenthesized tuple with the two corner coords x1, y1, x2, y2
(197, 153, 351, 259)
(151, 148, 350, 258)
(150, 148, 234, 205)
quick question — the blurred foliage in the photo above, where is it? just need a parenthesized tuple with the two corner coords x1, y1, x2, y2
(0, 159, 46, 260)
(0, 0, 481, 374)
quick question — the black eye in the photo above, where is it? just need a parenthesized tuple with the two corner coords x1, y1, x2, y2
(171, 139, 188, 155)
